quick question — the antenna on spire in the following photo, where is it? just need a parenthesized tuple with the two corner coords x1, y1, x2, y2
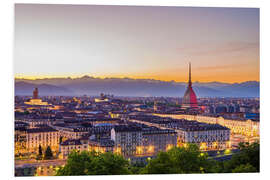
(188, 62, 192, 87)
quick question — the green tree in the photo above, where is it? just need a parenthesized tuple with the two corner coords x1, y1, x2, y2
(129, 161, 146, 174)
(141, 151, 174, 174)
(223, 142, 259, 173)
(142, 144, 212, 174)
(87, 151, 130, 175)
(57, 151, 95, 175)
(36, 145, 43, 160)
(56, 142, 260, 175)
(59, 136, 63, 144)
(44, 146, 53, 160)
(56, 151, 131, 176)
(232, 163, 257, 173)
(206, 160, 224, 173)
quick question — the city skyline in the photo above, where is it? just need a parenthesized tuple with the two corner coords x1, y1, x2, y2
(15, 4, 259, 83)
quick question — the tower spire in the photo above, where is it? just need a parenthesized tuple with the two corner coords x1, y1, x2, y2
(188, 62, 192, 87)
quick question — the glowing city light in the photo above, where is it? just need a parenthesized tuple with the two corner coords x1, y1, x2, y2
(136, 146, 143, 155)
(114, 147, 121, 154)
(224, 149, 231, 155)
(166, 144, 173, 151)
(200, 143, 207, 151)
(147, 145, 154, 154)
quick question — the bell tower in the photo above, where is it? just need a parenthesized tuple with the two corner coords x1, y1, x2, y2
(33, 88, 38, 99)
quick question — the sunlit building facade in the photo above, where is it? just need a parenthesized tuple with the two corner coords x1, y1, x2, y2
(155, 113, 260, 138)
(173, 123, 231, 150)
(25, 127, 60, 153)
(142, 128, 177, 155)
(59, 138, 89, 159)
(51, 124, 90, 140)
(111, 125, 143, 157)
(128, 115, 230, 151)
(88, 138, 115, 153)
(15, 127, 27, 155)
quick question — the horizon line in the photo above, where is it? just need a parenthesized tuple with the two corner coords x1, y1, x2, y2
(14, 75, 259, 84)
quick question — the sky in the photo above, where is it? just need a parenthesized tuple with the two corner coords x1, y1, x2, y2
(14, 4, 259, 83)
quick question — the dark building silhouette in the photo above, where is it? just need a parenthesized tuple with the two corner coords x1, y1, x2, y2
(215, 105, 228, 114)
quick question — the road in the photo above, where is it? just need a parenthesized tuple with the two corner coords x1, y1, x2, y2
(15, 159, 66, 169)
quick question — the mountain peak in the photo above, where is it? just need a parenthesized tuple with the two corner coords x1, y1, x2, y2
(15, 78, 259, 97)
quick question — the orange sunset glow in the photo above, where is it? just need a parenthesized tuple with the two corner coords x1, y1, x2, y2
(14, 5, 259, 83)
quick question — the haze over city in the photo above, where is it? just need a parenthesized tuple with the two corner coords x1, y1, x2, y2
(15, 4, 259, 83)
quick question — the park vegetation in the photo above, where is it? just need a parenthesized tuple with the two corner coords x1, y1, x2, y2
(56, 142, 259, 176)
(36, 145, 54, 160)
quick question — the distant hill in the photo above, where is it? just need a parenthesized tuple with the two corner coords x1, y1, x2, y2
(15, 81, 74, 96)
(15, 76, 259, 97)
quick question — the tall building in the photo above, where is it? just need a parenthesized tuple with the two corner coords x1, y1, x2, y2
(111, 125, 143, 157)
(182, 63, 198, 109)
(142, 127, 177, 155)
(24, 88, 49, 106)
(33, 88, 38, 99)
(25, 126, 60, 153)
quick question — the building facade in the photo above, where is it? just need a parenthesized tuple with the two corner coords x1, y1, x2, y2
(51, 124, 90, 140)
(25, 127, 60, 153)
(154, 113, 260, 137)
(128, 115, 230, 151)
(59, 138, 88, 159)
(142, 128, 177, 155)
(111, 125, 143, 157)
(88, 138, 115, 153)
(164, 122, 231, 150)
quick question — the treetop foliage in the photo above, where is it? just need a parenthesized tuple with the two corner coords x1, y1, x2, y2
(56, 142, 259, 175)
(56, 151, 130, 176)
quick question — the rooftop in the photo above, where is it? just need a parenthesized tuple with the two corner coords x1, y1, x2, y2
(61, 139, 84, 146)
(89, 138, 115, 147)
(26, 126, 58, 133)
(129, 115, 230, 131)
(113, 125, 142, 132)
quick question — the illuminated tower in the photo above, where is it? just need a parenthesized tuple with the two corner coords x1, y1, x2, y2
(25, 87, 49, 105)
(154, 101, 158, 111)
(182, 63, 198, 109)
(33, 88, 38, 99)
